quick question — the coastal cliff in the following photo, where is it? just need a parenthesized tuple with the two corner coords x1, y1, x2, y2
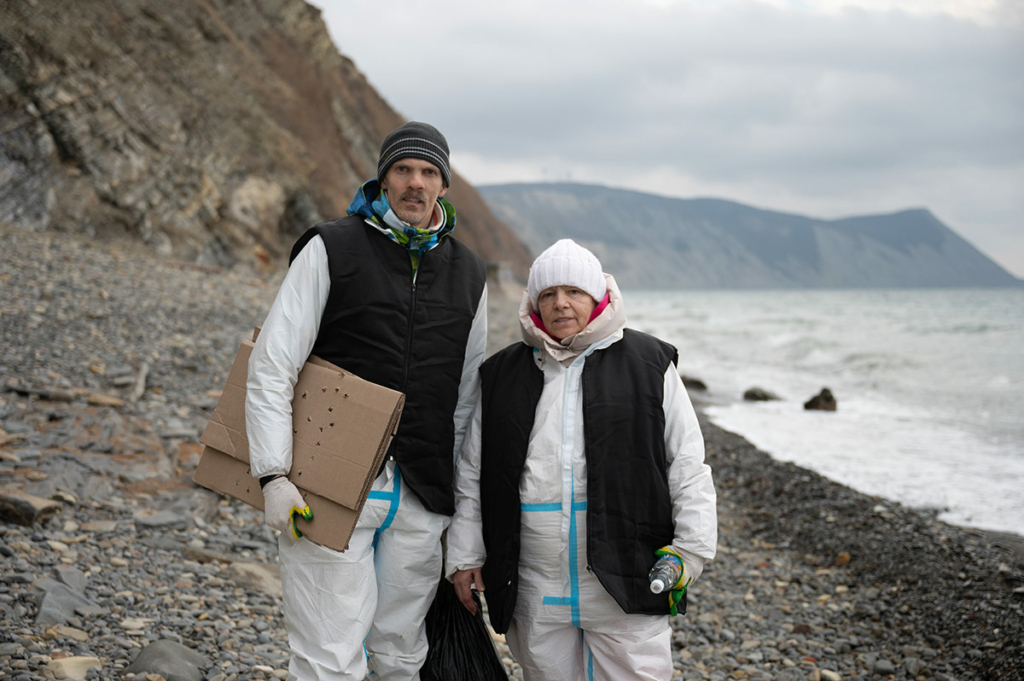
(0, 0, 532, 275)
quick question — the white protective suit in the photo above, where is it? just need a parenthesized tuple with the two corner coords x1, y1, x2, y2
(246, 227, 488, 680)
(447, 276, 717, 681)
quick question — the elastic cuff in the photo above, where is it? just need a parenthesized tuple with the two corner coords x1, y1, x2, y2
(259, 474, 285, 489)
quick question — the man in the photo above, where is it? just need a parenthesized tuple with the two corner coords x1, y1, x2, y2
(245, 122, 488, 680)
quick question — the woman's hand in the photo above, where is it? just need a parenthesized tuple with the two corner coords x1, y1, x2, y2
(452, 567, 486, 615)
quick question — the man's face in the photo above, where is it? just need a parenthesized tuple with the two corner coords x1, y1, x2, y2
(381, 158, 448, 229)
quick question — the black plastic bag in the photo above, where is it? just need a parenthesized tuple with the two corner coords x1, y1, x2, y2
(421, 576, 509, 681)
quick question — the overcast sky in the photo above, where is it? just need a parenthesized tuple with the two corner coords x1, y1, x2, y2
(312, 0, 1024, 278)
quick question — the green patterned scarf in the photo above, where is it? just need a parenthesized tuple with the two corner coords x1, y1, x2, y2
(347, 179, 456, 273)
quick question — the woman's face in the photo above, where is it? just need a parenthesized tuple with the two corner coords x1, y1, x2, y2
(537, 285, 598, 340)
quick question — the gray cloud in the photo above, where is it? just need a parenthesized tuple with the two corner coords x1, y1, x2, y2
(315, 1, 1024, 276)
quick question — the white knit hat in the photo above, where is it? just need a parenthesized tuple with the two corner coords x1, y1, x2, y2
(527, 239, 607, 310)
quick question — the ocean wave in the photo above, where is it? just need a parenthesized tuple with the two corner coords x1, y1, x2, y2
(632, 288, 1024, 539)
(907, 322, 1015, 335)
(834, 351, 921, 374)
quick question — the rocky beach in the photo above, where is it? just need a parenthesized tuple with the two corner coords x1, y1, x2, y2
(1, 221, 1022, 680)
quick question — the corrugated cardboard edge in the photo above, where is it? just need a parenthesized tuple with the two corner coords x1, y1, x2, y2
(194, 448, 357, 551)
(193, 337, 404, 552)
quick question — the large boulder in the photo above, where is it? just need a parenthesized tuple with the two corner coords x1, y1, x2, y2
(743, 387, 780, 401)
(804, 388, 837, 411)
(32, 577, 107, 626)
(125, 639, 211, 681)
(44, 657, 102, 680)
(681, 375, 707, 391)
(224, 561, 283, 598)
(0, 486, 62, 525)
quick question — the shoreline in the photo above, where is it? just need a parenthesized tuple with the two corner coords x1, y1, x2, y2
(699, 416, 1023, 679)
(1, 224, 1021, 679)
(687, 393, 1024, 555)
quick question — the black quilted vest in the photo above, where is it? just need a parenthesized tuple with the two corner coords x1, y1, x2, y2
(290, 215, 486, 515)
(478, 329, 683, 633)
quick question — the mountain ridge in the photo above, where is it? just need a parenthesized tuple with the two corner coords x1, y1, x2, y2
(479, 182, 1021, 289)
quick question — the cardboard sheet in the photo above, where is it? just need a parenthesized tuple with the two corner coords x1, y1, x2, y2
(193, 339, 404, 551)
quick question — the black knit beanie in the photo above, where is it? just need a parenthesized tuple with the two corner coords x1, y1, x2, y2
(377, 122, 452, 187)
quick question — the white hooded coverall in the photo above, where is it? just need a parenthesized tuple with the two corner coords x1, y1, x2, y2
(446, 276, 717, 681)
(246, 228, 487, 680)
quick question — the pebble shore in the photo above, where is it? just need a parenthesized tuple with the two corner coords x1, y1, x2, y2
(1, 222, 1022, 680)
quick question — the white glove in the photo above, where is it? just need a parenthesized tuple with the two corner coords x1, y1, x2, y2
(663, 545, 705, 588)
(680, 557, 702, 588)
(262, 477, 309, 535)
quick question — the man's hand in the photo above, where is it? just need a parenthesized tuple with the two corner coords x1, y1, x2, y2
(452, 567, 485, 615)
(262, 477, 307, 535)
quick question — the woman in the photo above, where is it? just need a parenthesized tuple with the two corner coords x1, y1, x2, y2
(447, 239, 717, 680)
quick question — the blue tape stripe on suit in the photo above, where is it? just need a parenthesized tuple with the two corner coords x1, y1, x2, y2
(542, 596, 573, 605)
(569, 472, 581, 627)
(532, 505, 590, 612)
(522, 502, 561, 512)
(372, 466, 401, 548)
(520, 502, 589, 512)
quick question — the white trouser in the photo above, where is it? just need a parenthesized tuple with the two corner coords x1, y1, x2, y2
(506, 615, 672, 681)
(504, 501, 673, 681)
(278, 464, 449, 680)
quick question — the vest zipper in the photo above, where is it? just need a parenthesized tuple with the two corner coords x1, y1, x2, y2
(393, 265, 417, 463)
(401, 280, 417, 398)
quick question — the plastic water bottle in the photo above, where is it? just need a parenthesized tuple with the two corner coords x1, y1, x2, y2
(649, 554, 683, 594)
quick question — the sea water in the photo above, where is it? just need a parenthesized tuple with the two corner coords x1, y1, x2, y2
(626, 288, 1024, 537)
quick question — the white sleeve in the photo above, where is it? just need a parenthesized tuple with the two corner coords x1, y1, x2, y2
(446, 398, 486, 579)
(663, 365, 718, 584)
(451, 284, 487, 464)
(245, 236, 330, 478)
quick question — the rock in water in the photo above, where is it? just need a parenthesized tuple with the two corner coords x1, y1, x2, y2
(681, 375, 708, 391)
(804, 387, 837, 411)
(743, 386, 780, 401)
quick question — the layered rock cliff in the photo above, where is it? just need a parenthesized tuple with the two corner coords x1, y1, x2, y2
(0, 0, 531, 275)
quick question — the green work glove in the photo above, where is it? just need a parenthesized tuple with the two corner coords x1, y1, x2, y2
(263, 477, 313, 538)
(290, 504, 314, 539)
